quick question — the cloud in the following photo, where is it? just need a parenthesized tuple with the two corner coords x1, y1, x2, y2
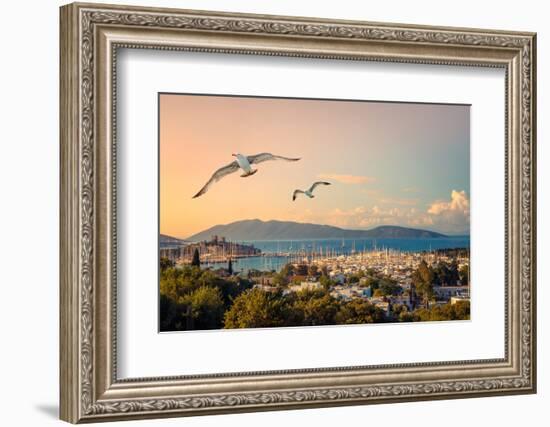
(427, 190, 469, 215)
(318, 173, 376, 185)
(425, 190, 470, 233)
(327, 205, 423, 229)
(286, 190, 470, 234)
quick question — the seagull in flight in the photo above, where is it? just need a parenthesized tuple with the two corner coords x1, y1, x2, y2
(193, 152, 301, 198)
(292, 181, 331, 201)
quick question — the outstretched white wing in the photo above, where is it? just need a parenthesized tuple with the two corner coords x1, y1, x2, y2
(192, 161, 240, 198)
(247, 152, 301, 164)
(308, 181, 331, 193)
(292, 190, 305, 201)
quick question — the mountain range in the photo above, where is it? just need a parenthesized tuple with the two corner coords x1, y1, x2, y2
(182, 219, 448, 241)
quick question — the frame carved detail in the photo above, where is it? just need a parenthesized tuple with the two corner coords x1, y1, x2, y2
(60, 3, 536, 422)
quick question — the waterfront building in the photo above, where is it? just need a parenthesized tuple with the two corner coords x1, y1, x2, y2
(160, 236, 261, 265)
(433, 285, 469, 301)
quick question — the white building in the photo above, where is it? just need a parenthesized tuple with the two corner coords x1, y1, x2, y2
(289, 281, 322, 293)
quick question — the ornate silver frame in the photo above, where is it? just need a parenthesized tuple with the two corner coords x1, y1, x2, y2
(60, 2, 537, 423)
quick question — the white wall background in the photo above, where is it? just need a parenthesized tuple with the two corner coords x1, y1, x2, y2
(0, 1, 545, 426)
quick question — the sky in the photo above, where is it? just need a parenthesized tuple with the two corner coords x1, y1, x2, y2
(160, 93, 470, 239)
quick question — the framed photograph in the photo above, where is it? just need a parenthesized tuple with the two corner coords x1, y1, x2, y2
(60, 2, 537, 423)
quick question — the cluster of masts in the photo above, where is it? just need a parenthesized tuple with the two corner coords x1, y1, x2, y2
(261, 240, 436, 263)
(191, 237, 445, 267)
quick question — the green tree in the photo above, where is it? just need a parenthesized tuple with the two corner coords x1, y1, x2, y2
(280, 263, 295, 277)
(452, 300, 470, 319)
(412, 260, 435, 307)
(160, 256, 175, 272)
(361, 276, 379, 289)
(373, 288, 385, 298)
(378, 278, 402, 296)
(335, 299, 386, 324)
(159, 264, 252, 331)
(347, 270, 365, 284)
(227, 258, 233, 275)
(449, 259, 460, 285)
(215, 276, 250, 306)
(432, 262, 448, 285)
(272, 272, 289, 288)
(389, 304, 411, 322)
(191, 248, 201, 267)
(459, 265, 469, 286)
(307, 264, 319, 277)
(398, 310, 417, 322)
(319, 275, 335, 291)
(347, 274, 360, 284)
(413, 300, 470, 321)
(181, 286, 225, 329)
(159, 294, 186, 331)
(224, 288, 289, 328)
(295, 264, 308, 276)
(160, 267, 198, 301)
(291, 289, 338, 326)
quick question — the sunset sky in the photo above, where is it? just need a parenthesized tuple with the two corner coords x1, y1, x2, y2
(160, 94, 470, 239)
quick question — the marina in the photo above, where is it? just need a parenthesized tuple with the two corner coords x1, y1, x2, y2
(164, 236, 469, 273)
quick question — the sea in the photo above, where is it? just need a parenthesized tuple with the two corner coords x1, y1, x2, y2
(201, 237, 470, 274)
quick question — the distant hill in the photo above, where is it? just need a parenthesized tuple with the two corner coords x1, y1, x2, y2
(160, 234, 187, 246)
(186, 219, 447, 241)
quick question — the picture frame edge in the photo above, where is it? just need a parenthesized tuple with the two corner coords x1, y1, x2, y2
(59, 2, 536, 423)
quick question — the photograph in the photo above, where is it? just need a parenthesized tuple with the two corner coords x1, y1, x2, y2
(159, 93, 471, 331)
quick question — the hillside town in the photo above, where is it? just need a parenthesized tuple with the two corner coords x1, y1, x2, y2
(159, 234, 470, 330)
(250, 247, 470, 315)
